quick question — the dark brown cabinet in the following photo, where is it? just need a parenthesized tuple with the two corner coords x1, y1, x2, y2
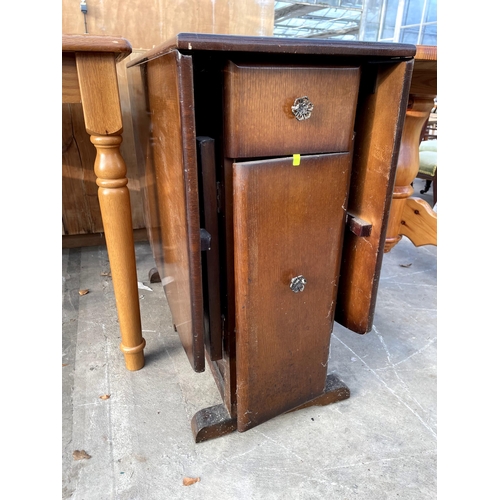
(128, 33, 415, 442)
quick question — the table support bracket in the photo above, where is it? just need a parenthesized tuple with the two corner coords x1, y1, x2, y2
(190, 373, 349, 442)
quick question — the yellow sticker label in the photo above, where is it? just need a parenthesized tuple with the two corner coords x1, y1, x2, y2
(293, 154, 301, 166)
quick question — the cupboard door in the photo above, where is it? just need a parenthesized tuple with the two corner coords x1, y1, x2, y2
(233, 153, 351, 431)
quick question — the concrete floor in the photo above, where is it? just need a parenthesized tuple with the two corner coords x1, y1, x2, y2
(62, 181, 437, 499)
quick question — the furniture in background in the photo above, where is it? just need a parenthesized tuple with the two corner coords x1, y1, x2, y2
(62, 34, 146, 370)
(127, 33, 415, 441)
(385, 45, 437, 252)
(420, 108, 437, 142)
(417, 139, 437, 206)
(61, 0, 275, 246)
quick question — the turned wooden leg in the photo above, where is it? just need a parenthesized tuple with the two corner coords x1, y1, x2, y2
(92, 135, 146, 370)
(384, 97, 435, 252)
(74, 51, 145, 370)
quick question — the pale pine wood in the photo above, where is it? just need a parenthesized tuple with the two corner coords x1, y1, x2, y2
(399, 197, 437, 247)
(385, 45, 437, 252)
(384, 97, 435, 252)
(410, 45, 437, 97)
(62, 50, 146, 237)
(62, 103, 103, 234)
(61, 1, 274, 238)
(76, 53, 123, 136)
(91, 135, 146, 370)
(62, 54, 81, 103)
(62, 0, 274, 50)
(62, 34, 132, 60)
(63, 35, 145, 370)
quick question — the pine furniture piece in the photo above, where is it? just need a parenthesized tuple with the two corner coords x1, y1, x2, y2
(384, 45, 437, 251)
(62, 34, 146, 370)
(127, 33, 415, 441)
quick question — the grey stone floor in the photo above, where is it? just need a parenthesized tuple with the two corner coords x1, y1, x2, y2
(62, 185, 437, 499)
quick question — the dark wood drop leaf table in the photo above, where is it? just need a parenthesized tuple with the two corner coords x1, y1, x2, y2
(127, 33, 415, 441)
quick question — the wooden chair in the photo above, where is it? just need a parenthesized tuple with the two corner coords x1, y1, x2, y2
(417, 139, 437, 206)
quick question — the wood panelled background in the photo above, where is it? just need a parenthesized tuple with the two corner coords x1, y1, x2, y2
(62, 0, 274, 242)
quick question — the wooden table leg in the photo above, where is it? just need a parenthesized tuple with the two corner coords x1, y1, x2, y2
(92, 135, 146, 370)
(384, 96, 435, 252)
(75, 51, 145, 370)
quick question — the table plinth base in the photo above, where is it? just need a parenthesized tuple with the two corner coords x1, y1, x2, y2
(191, 373, 350, 442)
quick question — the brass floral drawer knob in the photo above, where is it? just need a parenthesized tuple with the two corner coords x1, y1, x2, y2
(290, 275, 307, 293)
(291, 96, 313, 121)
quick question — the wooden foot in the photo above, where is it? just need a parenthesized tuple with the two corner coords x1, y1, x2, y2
(191, 404, 237, 443)
(149, 267, 161, 283)
(287, 373, 350, 413)
(190, 374, 349, 443)
(399, 197, 437, 247)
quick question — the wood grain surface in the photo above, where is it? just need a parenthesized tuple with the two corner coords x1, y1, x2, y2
(63, 47, 146, 236)
(233, 153, 351, 431)
(335, 60, 414, 334)
(128, 32, 416, 68)
(62, 103, 103, 234)
(224, 63, 360, 158)
(62, 34, 132, 61)
(400, 197, 437, 247)
(62, 54, 81, 103)
(62, 1, 274, 51)
(144, 51, 205, 372)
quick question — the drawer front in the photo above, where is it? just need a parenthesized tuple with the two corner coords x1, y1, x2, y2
(224, 62, 360, 158)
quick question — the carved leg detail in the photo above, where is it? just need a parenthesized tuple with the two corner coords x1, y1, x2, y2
(399, 197, 437, 247)
(92, 134, 146, 371)
(385, 97, 435, 253)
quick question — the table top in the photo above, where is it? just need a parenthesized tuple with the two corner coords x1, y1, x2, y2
(128, 32, 416, 68)
(62, 34, 132, 62)
(415, 45, 437, 61)
(409, 45, 437, 97)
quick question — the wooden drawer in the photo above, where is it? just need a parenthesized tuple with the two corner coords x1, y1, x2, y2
(224, 62, 360, 158)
